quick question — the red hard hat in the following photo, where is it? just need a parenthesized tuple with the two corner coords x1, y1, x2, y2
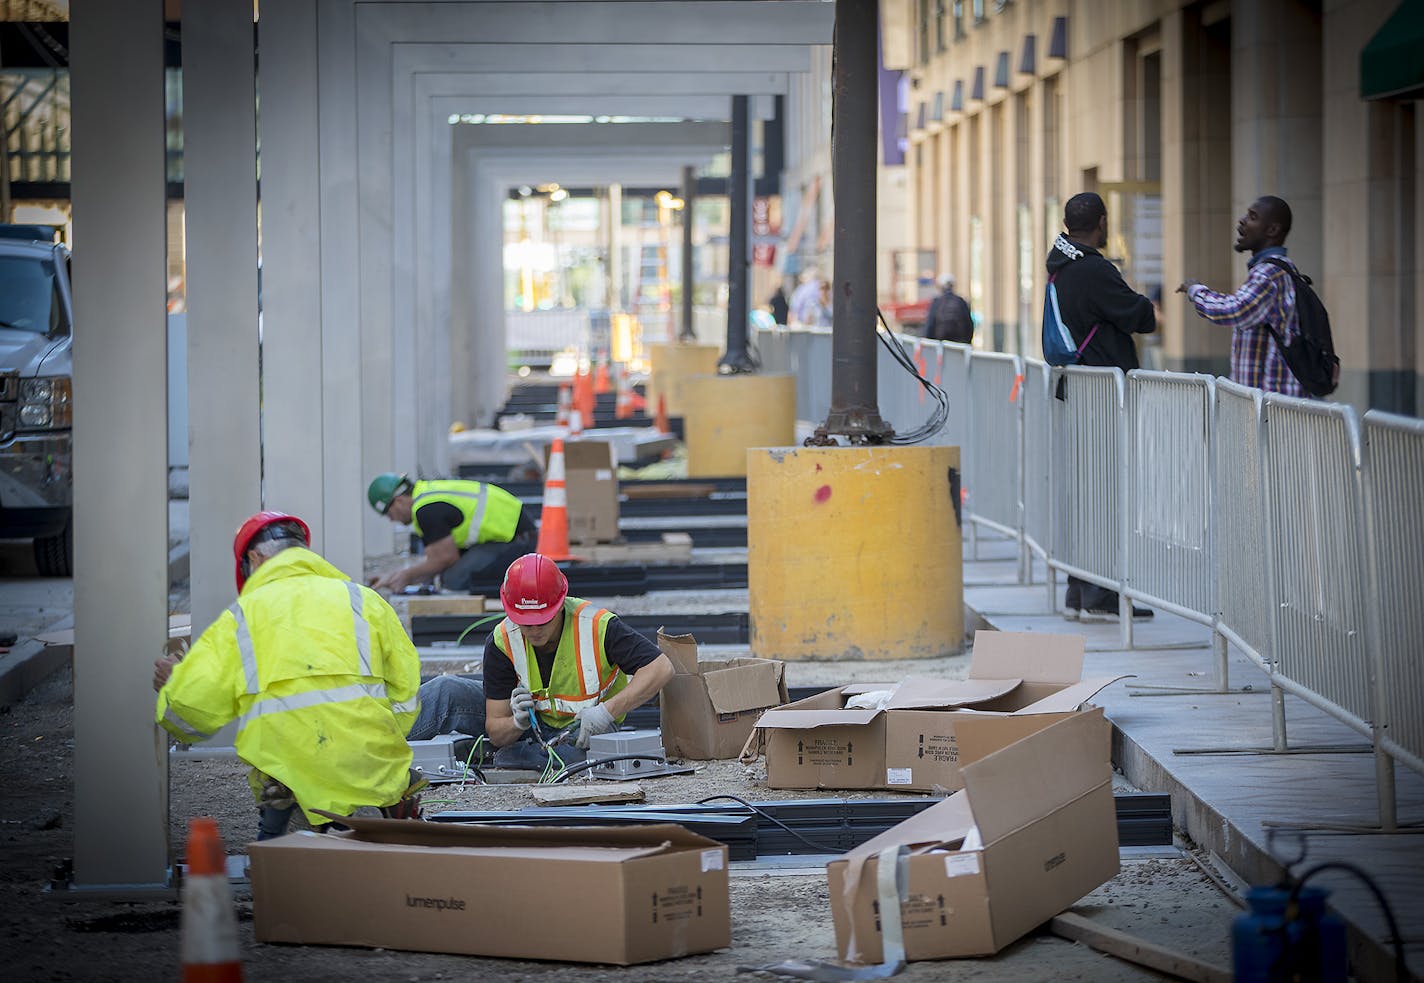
(233, 511, 311, 592)
(499, 553, 568, 625)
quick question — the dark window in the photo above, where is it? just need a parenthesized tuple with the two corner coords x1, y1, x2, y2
(0, 256, 59, 336)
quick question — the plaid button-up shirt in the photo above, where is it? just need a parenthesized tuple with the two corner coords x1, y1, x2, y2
(1185, 248, 1305, 397)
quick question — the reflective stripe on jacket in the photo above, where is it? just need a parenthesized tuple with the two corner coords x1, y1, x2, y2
(155, 547, 421, 825)
(493, 597, 628, 726)
(409, 479, 523, 549)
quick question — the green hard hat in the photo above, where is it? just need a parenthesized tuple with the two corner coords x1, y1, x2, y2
(367, 472, 411, 514)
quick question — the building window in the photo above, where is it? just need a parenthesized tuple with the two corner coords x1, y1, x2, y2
(953, 1, 966, 40)
(935, 0, 947, 52)
(918, 0, 932, 65)
(973, 0, 986, 24)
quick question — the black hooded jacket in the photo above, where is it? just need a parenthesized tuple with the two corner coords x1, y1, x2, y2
(1044, 233, 1156, 370)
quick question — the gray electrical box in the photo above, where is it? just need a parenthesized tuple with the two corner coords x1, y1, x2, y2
(587, 729, 671, 779)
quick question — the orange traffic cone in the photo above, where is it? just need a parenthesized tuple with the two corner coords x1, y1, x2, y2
(914, 340, 928, 403)
(614, 364, 633, 420)
(593, 356, 611, 395)
(574, 368, 596, 428)
(568, 407, 585, 436)
(655, 392, 670, 434)
(181, 817, 242, 982)
(554, 383, 572, 427)
(536, 438, 572, 560)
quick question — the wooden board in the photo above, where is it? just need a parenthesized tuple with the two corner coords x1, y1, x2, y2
(620, 483, 718, 500)
(570, 533, 693, 564)
(1048, 912, 1232, 983)
(530, 783, 647, 807)
(405, 594, 489, 617)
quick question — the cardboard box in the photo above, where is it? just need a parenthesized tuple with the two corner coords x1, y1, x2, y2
(250, 816, 731, 965)
(752, 631, 1126, 791)
(657, 630, 788, 760)
(552, 440, 620, 543)
(827, 709, 1120, 962)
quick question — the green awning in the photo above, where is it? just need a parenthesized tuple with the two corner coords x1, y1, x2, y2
(1361, 0, 1424, 100)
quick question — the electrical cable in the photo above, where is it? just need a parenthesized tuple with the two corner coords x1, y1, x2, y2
(874, 308, 950, 444)
(454, 614, 504, 647)
(550, 753, 667, 784)
(696, 794, 843, 855)
(1288, 861, 1408, 983)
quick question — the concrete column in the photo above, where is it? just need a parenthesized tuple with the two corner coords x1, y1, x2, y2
(1322, 0, 1411, 413)
(722, 95, 754, 371)
(183, 0, 261, 633)
(69, 0, 170, 890)
(681, 165, 696, 340)
(1230, 0, 1323, 280)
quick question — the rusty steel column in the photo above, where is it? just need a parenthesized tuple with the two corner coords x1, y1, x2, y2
(811, 0, 893, 442)
(720, 94, 755, 372)
(680, 164, 696, 340)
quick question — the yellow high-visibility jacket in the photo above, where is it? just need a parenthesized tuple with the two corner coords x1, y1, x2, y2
(156, 547, 420, 825)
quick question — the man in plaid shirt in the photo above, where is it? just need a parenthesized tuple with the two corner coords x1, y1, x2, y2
(1177, 195, 1305, 396)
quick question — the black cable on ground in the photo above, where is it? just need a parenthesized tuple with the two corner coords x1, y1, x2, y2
(551, 753, 667, 784)
(697, 794, 843, 855)
(1289, 861, 1408, 983)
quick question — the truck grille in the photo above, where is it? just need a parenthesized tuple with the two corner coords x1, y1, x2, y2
(0, 371, 16, 402)
(0, 402, 13, 441)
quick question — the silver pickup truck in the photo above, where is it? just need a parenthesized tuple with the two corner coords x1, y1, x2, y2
(0, 224, 73, 576)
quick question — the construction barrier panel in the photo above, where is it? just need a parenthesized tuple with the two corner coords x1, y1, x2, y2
(1213, 381, 1275, 672)
(1050, 366, 1125, 600)
(963, 352, 1024, 540)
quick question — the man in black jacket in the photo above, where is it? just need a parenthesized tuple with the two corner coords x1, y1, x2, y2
(1046, 192, 1155, 622)
(924, 274, 974, 343)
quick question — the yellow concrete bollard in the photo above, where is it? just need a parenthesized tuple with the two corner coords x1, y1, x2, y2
(647, 342, 721, 416)
(681, 374, 796, 478)
(747, 444, 963, 660)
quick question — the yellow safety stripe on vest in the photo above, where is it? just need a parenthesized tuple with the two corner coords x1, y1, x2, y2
(501, 622, 531, 691)
(498, 607, 614, 717)
(345, 582, 372, 676)
(237, 681, 388, 733)
(229, 602, 260, 695)
(413, 485, 489, 548)
(162, 704, 212, 742)
(571, 601, 601, 697)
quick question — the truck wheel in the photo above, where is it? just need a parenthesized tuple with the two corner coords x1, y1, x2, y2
(34, 518, 73, 577)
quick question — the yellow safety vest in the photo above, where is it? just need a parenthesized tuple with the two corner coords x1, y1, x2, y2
(155, 547, 421, 825)
(493, 597, 629, 728)
(410, 479, 523, 548)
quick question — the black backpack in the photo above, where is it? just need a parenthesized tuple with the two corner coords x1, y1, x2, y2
(1260, 257, 1339, 397)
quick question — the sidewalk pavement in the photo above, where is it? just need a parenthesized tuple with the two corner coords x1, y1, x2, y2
(962, 534, 1422, 983)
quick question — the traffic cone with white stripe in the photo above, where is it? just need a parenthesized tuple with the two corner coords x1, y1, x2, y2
(554, 383, 572, 427)
(181, 817, 242, 982)
(593, 354, 611, 395)
(614, 363, 634, 420)
(655, 392, 670, 435)
(536, 438, 572, 560)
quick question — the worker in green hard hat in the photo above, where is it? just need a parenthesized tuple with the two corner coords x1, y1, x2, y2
(367, 472, 536, 594)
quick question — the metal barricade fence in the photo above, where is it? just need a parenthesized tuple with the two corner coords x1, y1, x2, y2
(1051, 366, 1126, 601)
(792, 328, 833, 423)
(1123, 373, 1216, 624)
(963, 352, 1024, 552)
(1214, 382, 1275, 677)
(934, 344, 971, 452)
(1021, 361, 1053, 568)
(754, 328, 791, 375)
(1361, 410, 1424, 777)
(1262, 395, 1376, 736)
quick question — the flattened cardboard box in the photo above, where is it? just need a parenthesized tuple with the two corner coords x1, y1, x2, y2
(753, 631, 1126, 791)
(658, 630, 788, 760)
(250, 817, 730, 965)
(549, 440, 620, 543)
(827, 708, 1120, 962)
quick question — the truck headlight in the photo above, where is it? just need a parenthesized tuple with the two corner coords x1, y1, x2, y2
(20, 377, 71, 429)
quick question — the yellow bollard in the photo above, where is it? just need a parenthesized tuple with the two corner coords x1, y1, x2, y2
(747, 444, 963, 660)
(647, 342, 721, 416)
(681, 374, 796, 478)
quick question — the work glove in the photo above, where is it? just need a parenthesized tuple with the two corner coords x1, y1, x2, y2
(510, 685, 536, 732)
(259, 778, 296, 811)
(573, 703, 616, 750)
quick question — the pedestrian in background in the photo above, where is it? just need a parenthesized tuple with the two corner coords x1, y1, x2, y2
(787, 266, 822, 327)
(768, 285, 789, 326)
(924, 273, 974, 343)
(1044, 192, 1156, 623)
(1177, 195, 1306, 396)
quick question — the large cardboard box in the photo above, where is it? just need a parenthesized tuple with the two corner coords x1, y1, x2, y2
(657, 630, 788, 760)
(250, 816, 731, 965)
(827, 709, 1120, 962)
(553, 440, 620, 543)
(752, 631, 1125, 791)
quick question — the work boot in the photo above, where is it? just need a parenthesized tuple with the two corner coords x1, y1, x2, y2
(1063, 582, 1082, 621)
(1079, 604, 1155, 622)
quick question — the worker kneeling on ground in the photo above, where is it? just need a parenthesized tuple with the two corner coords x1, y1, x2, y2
(366, 471, 536, 594)
(416, 553, 674, 770)
(154, 512, 425, 839)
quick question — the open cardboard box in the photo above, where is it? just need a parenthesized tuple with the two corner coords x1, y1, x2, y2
(658, 630, 788, 760)
(250, 815, 730, 965)
(751, 631, 1127, 791)
(550, 440, 621, 543)
(827, 708, 1120, 962)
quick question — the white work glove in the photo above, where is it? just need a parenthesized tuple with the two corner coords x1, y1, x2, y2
(510, 685, 536, 732)
(573, 703, 616, 749)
